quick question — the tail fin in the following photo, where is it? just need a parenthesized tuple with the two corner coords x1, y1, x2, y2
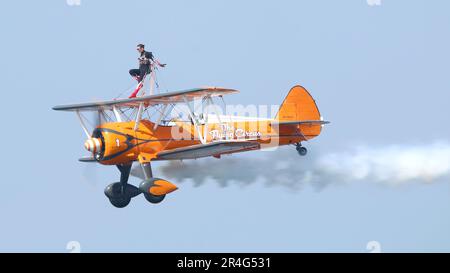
(275, 85, 322, 122)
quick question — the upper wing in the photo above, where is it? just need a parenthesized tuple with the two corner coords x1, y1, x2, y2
(52, 87, 238, 112)
(155, 141, 260, 160)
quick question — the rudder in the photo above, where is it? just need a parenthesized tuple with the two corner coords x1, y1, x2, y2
(275, 85, 321, 122)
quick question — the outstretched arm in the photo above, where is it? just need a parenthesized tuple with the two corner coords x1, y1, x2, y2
(154, 59, 166, 68)
(149, 52, 166, 67)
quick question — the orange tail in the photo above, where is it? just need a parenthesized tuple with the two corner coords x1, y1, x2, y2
(275, 85, 322, 122)
(274, 85, 324, 139)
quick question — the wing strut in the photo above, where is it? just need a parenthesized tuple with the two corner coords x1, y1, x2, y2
(134, 103, 145, 131)
(153, 104, 168, 130)
(203, 97, 210, 143)
(76, 110, 92, 139)
(183, 95, 206, 144)
(112, 106, 123, 122)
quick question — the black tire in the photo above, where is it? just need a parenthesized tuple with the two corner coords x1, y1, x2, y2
(104, 182, 138, 208)
(297, 146, 307, 156)
(143, 192, 166, 204)
(108, 197, 131, 208)
(139, 178, 167, 204)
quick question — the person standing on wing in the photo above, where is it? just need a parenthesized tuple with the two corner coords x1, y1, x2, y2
(129, 43, 166, 83)
(128, 44, 166, 98)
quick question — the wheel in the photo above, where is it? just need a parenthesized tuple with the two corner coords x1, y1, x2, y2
(108, 196, 131, 208)
(296, 146, 307, 156)
(143, 192, 166, 204)
(139, 178, 168, 204)
(104, 182, 139, 208)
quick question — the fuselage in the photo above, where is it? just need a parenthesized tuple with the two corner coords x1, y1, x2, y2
(90, 118, 322, 165)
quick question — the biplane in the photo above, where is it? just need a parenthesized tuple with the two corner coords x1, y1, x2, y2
(53, 83, 329, 208)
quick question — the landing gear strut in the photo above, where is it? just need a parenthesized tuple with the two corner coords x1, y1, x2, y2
(296, 143, 308, 156)
(139, 163, 167, 204)
(104, 164, 140, 208)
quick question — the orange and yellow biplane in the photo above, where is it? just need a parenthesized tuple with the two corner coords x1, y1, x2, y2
(53, 85, 329, 208)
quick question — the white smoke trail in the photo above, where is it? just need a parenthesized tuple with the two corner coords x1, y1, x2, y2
(317, 142, 450, 185)
(135, 141, 450, 191)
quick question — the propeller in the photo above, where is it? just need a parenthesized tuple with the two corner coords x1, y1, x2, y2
(81, 110, 102, 187)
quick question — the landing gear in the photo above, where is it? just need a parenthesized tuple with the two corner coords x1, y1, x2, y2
(104, 183, 132, 208)
(103, 161, 177, 208)
(139, 163, 167, 204)
(296, 143, 308, 156)
(144, 191, 166, 204)
(104, 164, 139, 208)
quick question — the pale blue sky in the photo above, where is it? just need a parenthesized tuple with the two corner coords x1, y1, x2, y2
(0, 0, 449, 252)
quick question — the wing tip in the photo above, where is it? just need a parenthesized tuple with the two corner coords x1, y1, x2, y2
(200, 86, 239, 93)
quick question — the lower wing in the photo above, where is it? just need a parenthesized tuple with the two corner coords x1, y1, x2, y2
(155, 141, 260, 160)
